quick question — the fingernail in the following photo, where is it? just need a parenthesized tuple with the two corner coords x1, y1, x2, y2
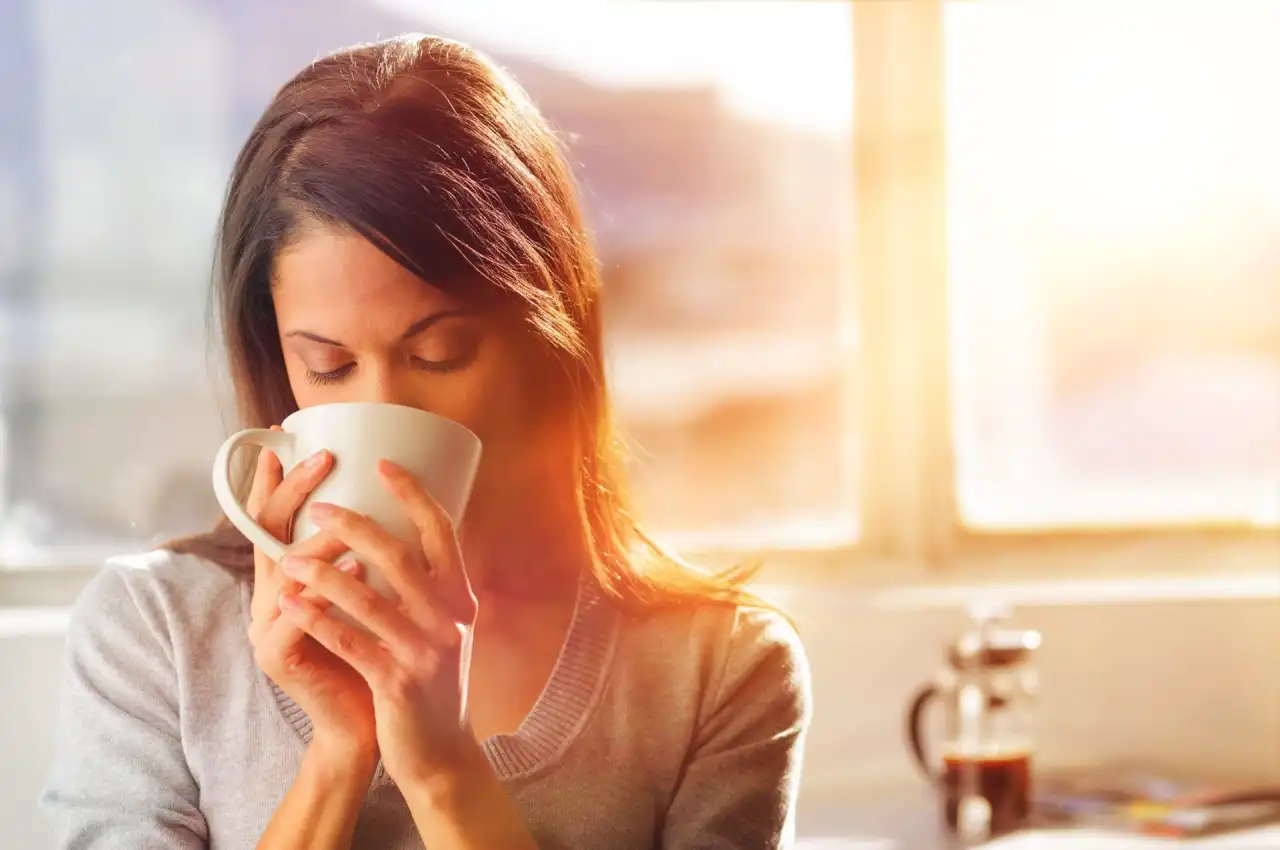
(378, 459, 402, 477)
(279, 556, 302, 577)
(309, 502, 336, 520)
(335, 554, 360, 574)
(302, 450, 327, 470)
(278, 593, 299, 610)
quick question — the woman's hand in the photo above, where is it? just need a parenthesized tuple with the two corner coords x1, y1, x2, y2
(276, 459, 481, 794)
(245, 434, 378, 767)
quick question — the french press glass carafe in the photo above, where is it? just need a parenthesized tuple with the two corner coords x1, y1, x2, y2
(906, 603, 1042, 842)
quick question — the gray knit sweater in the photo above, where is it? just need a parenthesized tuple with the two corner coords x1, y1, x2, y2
(40, 550, 811, 849)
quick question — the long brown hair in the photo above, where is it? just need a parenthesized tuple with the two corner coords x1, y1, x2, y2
(170, 34, 760, 610)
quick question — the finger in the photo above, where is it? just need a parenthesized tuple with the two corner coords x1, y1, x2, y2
(250, 571, 300, 640)
(246, 436, 283, 520)
(287, 530, 350, 563)
(252, 565, 353, 635)
(378, 460, 476, 624)
(247, 442, 284, 588)
(275, 533, 356, 618)
(258, 449, 333, 541)
(251, 592, 349, 653)
(252, 536, 353, 629)
(306, 502, 433, 611)
(278, 593, 390, 683)
(252, 613, 308, 676)
(280, 555, 438, 651)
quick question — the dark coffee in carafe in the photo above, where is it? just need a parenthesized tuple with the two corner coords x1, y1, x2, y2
(940, 749, 1032, 835)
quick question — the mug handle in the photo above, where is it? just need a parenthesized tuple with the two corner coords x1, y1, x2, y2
(211, 428, 295, 561)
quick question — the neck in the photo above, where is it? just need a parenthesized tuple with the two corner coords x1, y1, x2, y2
(458, 499, 589, 601)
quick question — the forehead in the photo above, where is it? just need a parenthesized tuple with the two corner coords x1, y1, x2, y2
(272, 226, 460, 321)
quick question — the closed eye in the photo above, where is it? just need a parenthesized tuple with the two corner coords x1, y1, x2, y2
(409, 323, 481, 373)
(304, 363, 356, 386)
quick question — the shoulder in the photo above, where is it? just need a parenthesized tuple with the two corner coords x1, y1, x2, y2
(622, 600, 808, 682)
(701, 604, 811, 725)
(70, 548, 247, 657)
(615, 599, 812, 727)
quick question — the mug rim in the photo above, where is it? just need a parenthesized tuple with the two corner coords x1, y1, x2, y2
(280, 402, 481, 448)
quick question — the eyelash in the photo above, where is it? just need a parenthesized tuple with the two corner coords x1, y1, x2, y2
(303, 350, 477, 387)
(304, 363, 355, 386)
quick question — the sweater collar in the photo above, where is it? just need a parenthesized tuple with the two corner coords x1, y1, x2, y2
(252, 570, 619, 782)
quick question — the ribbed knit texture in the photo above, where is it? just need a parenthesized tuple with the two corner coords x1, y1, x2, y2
(42, 549, 810, 849)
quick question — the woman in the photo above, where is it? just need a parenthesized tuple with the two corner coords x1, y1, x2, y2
(42, 34, 810, 849)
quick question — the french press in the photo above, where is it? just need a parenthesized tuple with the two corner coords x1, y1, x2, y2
(905, 603, 1042, 842)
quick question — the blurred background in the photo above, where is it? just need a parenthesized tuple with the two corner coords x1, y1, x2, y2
(1, 0, 1276, 562)
(0, 0, 857, 557)
(1, 1, 1278, 847)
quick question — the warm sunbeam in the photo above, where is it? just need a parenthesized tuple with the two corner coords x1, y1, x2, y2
(948, 2, 1280, 527)
(376, 0, 854, 136)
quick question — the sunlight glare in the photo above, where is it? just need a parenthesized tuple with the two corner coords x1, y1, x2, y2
(376, 0, 853, 135)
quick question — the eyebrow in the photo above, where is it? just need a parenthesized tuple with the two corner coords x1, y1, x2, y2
(284, 308, 471, 348)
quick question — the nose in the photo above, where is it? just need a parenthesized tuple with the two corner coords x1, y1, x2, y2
(349, 361, 416, 408)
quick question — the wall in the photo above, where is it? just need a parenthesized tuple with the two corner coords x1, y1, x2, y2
(791, 586, 1280, 802)
(3, 554, 1278, 848)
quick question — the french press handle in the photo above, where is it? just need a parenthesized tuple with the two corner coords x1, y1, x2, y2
(906, 683, 941, 781)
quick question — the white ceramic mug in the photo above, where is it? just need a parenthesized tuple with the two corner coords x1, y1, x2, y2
(211, 402, 482, 604)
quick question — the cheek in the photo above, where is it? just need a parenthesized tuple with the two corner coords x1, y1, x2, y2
(459, 369, 529, 449)
(461, 350, 554, 459)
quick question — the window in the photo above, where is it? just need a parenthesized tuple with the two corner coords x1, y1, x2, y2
(0, 0, 857, 562)
(5, 1, 1271, 573)
(947, 3, 1280, 530)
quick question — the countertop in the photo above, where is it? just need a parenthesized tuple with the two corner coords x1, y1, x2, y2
(797, 792, 957, 850)
(797, 795, 1280, 849)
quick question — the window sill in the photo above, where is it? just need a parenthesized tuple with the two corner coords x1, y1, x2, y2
(1, 530, 1274, 634)
(865, 566, 1280, 609)
(0, 541, 127, 573)
(0, 607, 70, 638)
(736, 529, 1280, 608)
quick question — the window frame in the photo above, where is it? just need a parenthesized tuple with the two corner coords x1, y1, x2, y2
(699, 1, 1277, 580)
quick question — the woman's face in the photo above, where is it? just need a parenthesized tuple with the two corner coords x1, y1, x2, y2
(271, 226, 557, 521)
